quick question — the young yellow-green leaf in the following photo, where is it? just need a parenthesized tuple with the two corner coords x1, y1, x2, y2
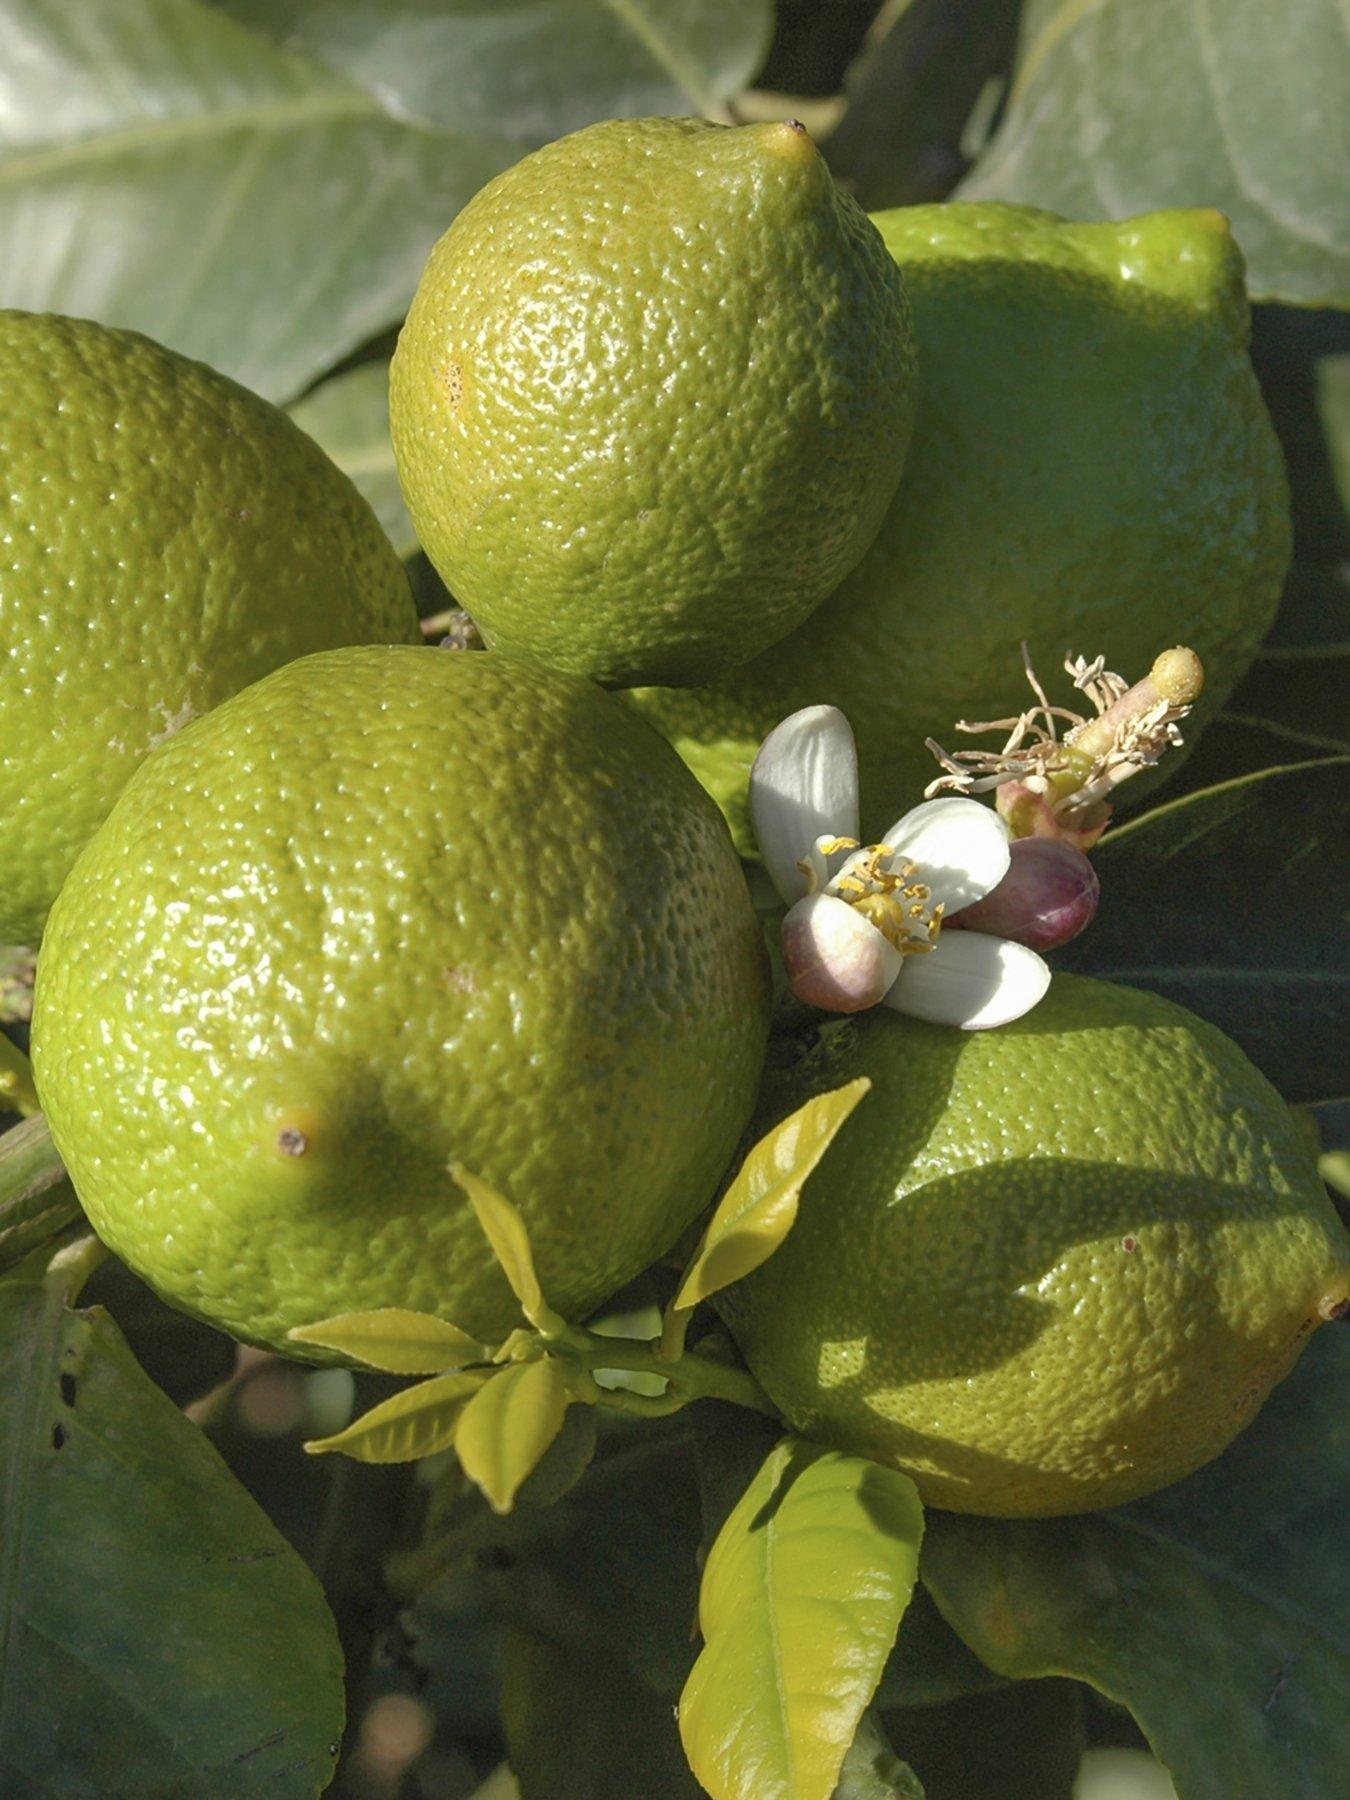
(0, 1034, 39, 1117)
(288, 1307, 490, 1373)
(304, 1369, 488, 1464)
(680, 1437, 924, 1800)
(670, 1079, 870, 1322)
(451, 1162, 555, 1329)
(455, 1357, 570, 1516)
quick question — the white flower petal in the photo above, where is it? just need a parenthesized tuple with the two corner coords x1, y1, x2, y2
(883, 930, 1050, 1030)
(880, 797, 1011, 914)
(750, 706, 860, 904)
(782, 893, 903, 1014)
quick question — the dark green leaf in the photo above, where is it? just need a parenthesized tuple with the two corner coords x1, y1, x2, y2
(1321, 353, 1350, 510)
(0, 1258, 343, 1794)
(503, 1626, 706, 1800)
(691, 1398, 785, 1556)
(960, 0, 1350, 307)
(0, 0, 512, 400)
(1162, 711, 1345, 802)
(451, 1420, 705, 1698)
(1221, 655, 1350, 753)
(80, 1258, 236, 1408)
(881, 1678, 1085, 1800)
(923, 1326, 1350, 1800)
(835, 1711, 926, 1799)
(877, 1585, 1005, 1711)
(1250, 308, 1350, 658)
(288, 364, 417, 558)
(680, 1437, 924, 1800)
(216, 0, 773, 141)
(825, 0, 1020, 210)
(1062, 759, 1350, 1102)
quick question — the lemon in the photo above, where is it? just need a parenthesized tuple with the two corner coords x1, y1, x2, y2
(631, 205, 1290, 847)
(390, 117, 918, 688)
(718, 977, 1349, 1517)
(31, 647, 770, 1354)
(0, 311, 419, 947)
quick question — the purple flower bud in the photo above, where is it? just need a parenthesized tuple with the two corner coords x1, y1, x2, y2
(949, 837, 1099, 951)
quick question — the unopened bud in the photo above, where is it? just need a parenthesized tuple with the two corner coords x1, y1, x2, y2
(950, 837, 1099, 951)
(781, 893, 902, 1013)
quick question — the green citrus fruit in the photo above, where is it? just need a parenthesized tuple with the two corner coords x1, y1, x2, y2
(390, 117, 918, 688)
(630, 205, 1290, 848)
(31, 647, 770, 1354)
(718, 976, 1349, 1517)
(0, 311, 419, 949)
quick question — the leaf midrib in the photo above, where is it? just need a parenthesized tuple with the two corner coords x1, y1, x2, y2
(760, 1452, 796, 1795)
(1080, 966, 1344, 985)
(599, 0, 733, 121)
(1103, 1506, 1347, 1661)
(0, 84, 398, 189)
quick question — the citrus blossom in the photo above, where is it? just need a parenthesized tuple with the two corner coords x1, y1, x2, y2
(749, 705, 1049, 1027)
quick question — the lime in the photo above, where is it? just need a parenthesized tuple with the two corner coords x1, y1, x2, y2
(631, 205, 1290, 847)
(32, 647, 770, 1353)
(0, 311, 419, 946)
(390, 117, 918, 687)
(718, 976, 1349, 1516)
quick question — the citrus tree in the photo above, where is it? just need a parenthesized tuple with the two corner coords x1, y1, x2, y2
(0, 4, 1346, 1798)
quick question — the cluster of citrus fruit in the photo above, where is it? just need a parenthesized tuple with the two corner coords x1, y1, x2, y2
(5, 117, 1344, 1519)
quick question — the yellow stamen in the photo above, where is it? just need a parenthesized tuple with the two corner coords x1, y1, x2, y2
(834, 842, 945, 958)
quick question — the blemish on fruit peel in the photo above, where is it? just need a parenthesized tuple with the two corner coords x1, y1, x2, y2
(441, 359, 466, 415)
(146, 697, 197, 751)
(750, 705, 1050, 1028)
(269, 1106, 322, 1159)
(926, 644, 1204, 847)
